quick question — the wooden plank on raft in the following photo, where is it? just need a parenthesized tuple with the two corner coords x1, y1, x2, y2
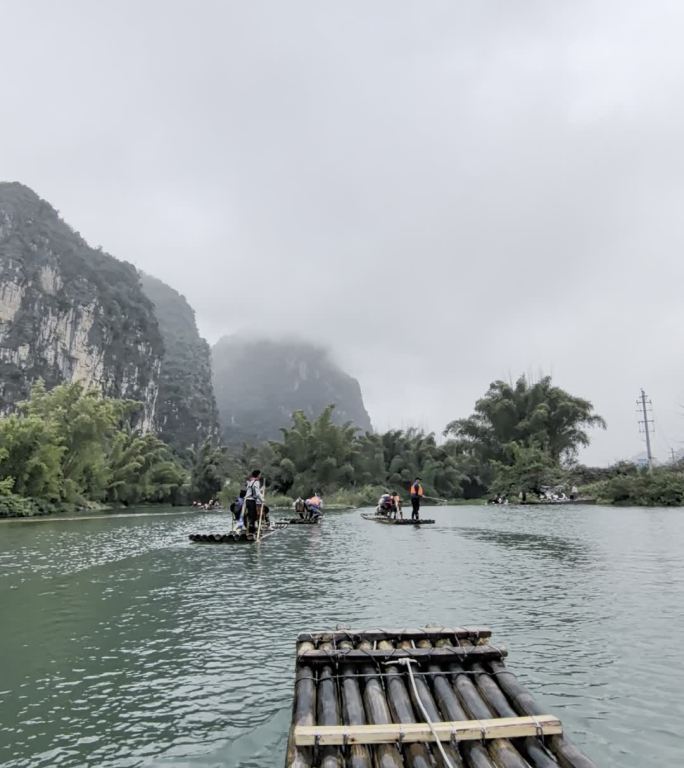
(297, 626, 492, 643)
(296, 644, 506, 664)
(293, 714, 562, 746)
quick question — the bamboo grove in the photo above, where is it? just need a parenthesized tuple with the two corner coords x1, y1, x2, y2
(0, 381, 223, 516)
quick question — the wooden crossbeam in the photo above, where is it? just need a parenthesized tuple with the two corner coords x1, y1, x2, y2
(297, 644, 505, 664)
(297, 627, 491, 643)
(294, 714, 562, 746)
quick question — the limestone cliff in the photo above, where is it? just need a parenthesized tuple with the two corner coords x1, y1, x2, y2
(0, 182, 162, 429)
(140, 273, 219, 450)
(212, 335, 372, 444)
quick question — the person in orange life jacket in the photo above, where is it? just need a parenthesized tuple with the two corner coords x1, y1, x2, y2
(409, 478, 424, 520)
(243, 470, 264, 533)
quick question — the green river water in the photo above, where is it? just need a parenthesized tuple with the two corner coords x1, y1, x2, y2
(0, 505, 682, 767)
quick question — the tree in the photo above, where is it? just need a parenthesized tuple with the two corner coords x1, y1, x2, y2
(490, 443, 561, 496)
(189, 439, 225, 501)
(444, 375, 605, 467)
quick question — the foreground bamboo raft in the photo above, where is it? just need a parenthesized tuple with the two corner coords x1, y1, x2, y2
(285, 626, 596, 768)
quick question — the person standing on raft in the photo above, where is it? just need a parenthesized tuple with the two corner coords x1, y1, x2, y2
(244, 469, 264, 534)
(409, 478, 423, 520)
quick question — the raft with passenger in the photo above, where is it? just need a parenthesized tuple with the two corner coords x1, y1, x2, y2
(189, 521, 288, 544)
(289, 496, 323, 525)
(361, 512, 435, 525)
(285, 625, 596, 768)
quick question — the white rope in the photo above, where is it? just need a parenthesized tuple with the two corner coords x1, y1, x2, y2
(397, 658, 456, 768)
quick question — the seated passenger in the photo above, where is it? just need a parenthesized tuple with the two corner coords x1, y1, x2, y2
(377, 491, 393, 515)
(306, 493, 323, 519)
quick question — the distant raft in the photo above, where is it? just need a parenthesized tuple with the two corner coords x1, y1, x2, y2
(360, 512, 435, 526)
(285, 625, 596, 768)
(188, 523, 287, 544)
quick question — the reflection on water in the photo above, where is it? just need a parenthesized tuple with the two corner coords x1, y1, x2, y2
(455, 526, 593, 565)
(0, 505, 683, 767)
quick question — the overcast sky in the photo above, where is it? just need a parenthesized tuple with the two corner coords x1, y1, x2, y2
(3, 0, 684, 464)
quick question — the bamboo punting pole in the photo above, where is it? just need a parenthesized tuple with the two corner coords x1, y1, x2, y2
(357, 640, 404, 768)
(377, 640, 433, 768)
(317, 642, 343, 768)
(288, 641, 316, 768)
(488, 661, 596, 768)
(338, 640, 373, 768)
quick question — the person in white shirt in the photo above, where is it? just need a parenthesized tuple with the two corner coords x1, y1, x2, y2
(243, 469, 264, 533)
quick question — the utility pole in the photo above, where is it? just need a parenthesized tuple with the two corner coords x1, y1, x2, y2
(671, 448, 677, 464)
(637, 389, 654, 470)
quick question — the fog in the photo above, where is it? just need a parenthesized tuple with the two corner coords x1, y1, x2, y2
(2, 0, 684, 464)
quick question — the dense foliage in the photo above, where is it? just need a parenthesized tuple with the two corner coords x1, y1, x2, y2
(0, 382, 188, 516)
(228, 405, 467, 500)
(445, 375, 606, 496)
(584, 464, 684, 506)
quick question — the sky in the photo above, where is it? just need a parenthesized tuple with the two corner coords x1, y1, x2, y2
(2, 0, 684, 465)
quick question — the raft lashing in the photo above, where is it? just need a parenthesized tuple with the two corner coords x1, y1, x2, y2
(361, 513, 435, 526)
(285, 626, 596, 768)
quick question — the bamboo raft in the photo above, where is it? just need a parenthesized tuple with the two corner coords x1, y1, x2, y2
(285, 626, 596, 768)
(361, 513, 435, 526)
(289, 518, 321, 525)
(188, 523, 287, 544)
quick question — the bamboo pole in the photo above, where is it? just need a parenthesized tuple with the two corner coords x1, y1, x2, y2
(256, 480, 266, 543)
(447, 661, 529, 768)
(298, 628, 492, 645)
(358, 640, 404, 768)
(338, 640, 373, 768)
(378, 640, 433, 768)
(420, 644, 495, 768)
(297, 645, 505, 665)
(318, 642, 343, 768)
(469, 661, 559, 768)
(405, 639, 464, 768)
(488, 661, 597, 768)
(287, 641, 316, 768)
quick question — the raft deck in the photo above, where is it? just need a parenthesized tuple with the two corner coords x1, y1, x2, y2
(285, 626, 596, 768)
(361, 513, 435, 525)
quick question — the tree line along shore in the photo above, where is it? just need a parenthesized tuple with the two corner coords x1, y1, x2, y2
(1, 375, 682, 518)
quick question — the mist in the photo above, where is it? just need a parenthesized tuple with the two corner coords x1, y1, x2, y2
(2, 0, 684, 464)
